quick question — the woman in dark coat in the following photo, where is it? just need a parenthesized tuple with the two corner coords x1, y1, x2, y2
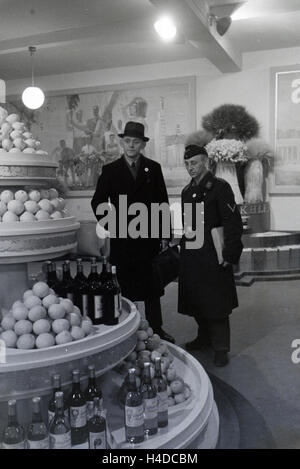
(178, 144, 243, 366)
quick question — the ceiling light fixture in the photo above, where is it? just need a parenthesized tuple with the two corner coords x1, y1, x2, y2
(209, 14, 232, 36)
(154, 16, 177, 41)
(22, 46, 45, 110)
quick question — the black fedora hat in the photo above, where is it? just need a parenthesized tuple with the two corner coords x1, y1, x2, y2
(118, 121, 149, 142)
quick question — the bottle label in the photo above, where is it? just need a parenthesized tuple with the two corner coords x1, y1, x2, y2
(94, 296, 103, 319)
(114, 295, 120, 318)
(48, 409, 69, 425)
(50, 431, 71, 449)
(144, 397, 158, 420)
(86, 399, 104, 421)
(89, 431, 106, 449)
(67, 293, 74, 302)
(157, 391, 168, 412)
(82, 295, 88, 317)
(2, 441, 25, 449)
(125, 405, 144, 428)
(27, 437, 50, 449)
(70, 405, 87, 428)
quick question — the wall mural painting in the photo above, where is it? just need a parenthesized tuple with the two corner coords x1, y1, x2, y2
(7, 78, 195, 195)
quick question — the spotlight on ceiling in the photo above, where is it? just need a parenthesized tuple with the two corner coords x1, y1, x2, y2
(154, 16, 177, 41)
(209, 15, 232, 36)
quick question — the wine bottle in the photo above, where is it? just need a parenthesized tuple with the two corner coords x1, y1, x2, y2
(102, 265, 120, 326)
(68, 370, 87, 446)
(88, 397, 107, 449)
(73, 259, 89, 318)
(99, 257, 110, 284)
(27, 397, 49, 449)
(125, 368, 144, 444)
(85, 365, 103, 421)
(153, 358, 168, 428)
(48, 374, 69, 425)
(2, 400, 25, 449)
(60, 260, 74, 302)
(45, 261, 61, 294)
(141, 362, 158, 436)
(111, 265, 122, 317)
(49, 392, 71, 449)
(88, 263, 104, 325)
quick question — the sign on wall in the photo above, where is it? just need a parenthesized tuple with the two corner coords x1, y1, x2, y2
(271, 66, 300, 194)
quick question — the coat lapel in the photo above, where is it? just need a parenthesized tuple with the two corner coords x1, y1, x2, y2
(132, 155, 149, 194)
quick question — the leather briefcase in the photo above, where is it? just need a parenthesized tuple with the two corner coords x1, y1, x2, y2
(152, 245, 180, 290)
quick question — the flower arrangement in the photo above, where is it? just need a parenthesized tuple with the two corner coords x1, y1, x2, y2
(205, 139, 249, 163)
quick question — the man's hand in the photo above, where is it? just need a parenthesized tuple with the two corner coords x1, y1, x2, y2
(161, 239, 169, 252)
(221, 261, 231, 268)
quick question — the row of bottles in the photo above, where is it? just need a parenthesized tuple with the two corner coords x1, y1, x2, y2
(125, 357, 168, 444)
(46, 258, 122, 326)
(2, 365, 107, 449)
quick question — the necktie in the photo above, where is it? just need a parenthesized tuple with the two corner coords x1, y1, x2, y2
(131, 161, 137, 179)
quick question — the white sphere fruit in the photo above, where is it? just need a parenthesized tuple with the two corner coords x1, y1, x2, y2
(6, 114, 19, 125)
(2, 211, 19, 222)
(81, 318, 93, 336)
(20, 212, 36, 222)
(28, 190, 41, 202)
(14, 319, 33, 336)
(72, 306, 82, 317)
(49, 188, 59, 199)
(70, 326, 85, 341)
(60, 299, 74, 314)
(32, 281, 50, 299)
(12, 305, 28, 321)
(28, 305, 47, 322)
(40, 189, 50, 200)
(36, 333, 55, 349)
(33, 319, 51, 335)
(24, 200, 39, 214)
(35, 210, 50, 221)
(23, 147, 36, 154)
(50, 211, 63, 220)
(50, 199, 60, 211)
(0, 201, 7, 216)
(7, 200, 24, 216)
(42, 294, 59, 309)
(2, 139, 13, 151)
(23, 131, 33, 139)
(35, 140, 41, 149)
(9, 148, 20, 153)
(15, 190, 28, 203)
(67, 312, 81, 327)
(1, 315, 16, 331)
(55, 330, 73, 345)
(48, 303, 66, 320)
(12, 300, 23, 310)
(13, 138, 25, 150)
(38, 199, 53, 213)
(24, 295, 42, 310)
(1, 330, 18, 348)
(49, 288, 55, 296)
(12, 122, 24, 131)
(52, 319, 70, 334)
(24, 138, 35, 148)
(1, 122, 12, 134)
(23, 289, 33, 300)
(10, 130, 22, 140)
(0, 190, 14, 204)
(57, 197, 66, 210)
(17, 334, 35, 350)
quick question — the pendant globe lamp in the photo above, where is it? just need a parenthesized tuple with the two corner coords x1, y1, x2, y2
(22, 46, 45, 110)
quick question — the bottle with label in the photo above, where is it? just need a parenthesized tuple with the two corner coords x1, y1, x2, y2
(73, 259, 89, 318)
(125, 368, 144, 444)
(49, 391, 71, 449)
(84, 365, 103, 422)
(88, 263, 104, 325)
(27, 397, 49, 449)
(111, 265, 122, 317)
(141, 362, 158, 436)
(2, 400, 25, 449)
(102, 265, 120, 326)
(60, 260, 74, 302)
(88, 397, 107, 449)
(153, 357, 168, 428)
(68, 369, 87, 446)
(99, 257, 110, 284)
(45, 261, 61, 294)
(48, 374, 69, 425)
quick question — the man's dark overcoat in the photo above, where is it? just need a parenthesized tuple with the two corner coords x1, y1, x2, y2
(178, 171, 243, 319)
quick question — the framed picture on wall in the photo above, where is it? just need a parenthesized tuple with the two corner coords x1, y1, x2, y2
(270, 65, 300, 194)
(6, 76, 196, 197)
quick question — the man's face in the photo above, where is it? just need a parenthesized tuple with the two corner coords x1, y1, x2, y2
(184, 154, 207, 179)
(121, 136, 145, 159)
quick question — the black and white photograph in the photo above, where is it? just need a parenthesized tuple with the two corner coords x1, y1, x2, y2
(0, 0, 300, 454)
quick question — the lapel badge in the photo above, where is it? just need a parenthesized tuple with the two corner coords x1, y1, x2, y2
(145, 167, 149, 172)
(192, 193, 197, 199)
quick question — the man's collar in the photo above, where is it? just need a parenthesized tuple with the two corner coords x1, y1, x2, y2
(123, 154, 141, 167)
(192, 171, 214, 190)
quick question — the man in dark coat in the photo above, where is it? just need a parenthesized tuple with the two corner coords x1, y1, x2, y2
(178, 144, 243, 366)
(91, 121, 174, 343)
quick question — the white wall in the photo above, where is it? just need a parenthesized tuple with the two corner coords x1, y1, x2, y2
(6, 47, 300, 230)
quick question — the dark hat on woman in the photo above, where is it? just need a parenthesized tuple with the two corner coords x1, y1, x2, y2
(118, 121, 149, 142)
(184, 144, 208, 160)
